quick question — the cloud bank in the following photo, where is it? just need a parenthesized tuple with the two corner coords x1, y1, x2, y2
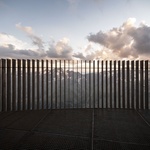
(0, 18, 150, 60)
(87, 18, 150, 59)
(0, 24, 73, 59)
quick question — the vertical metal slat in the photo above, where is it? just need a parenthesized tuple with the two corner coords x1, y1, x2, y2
(46, 60, 48, 109)
(114, 61, 116, 109)
(73, 60, 74, 108)
(32, 60, 35, 110)
(60, 60, 61, 109)
(68, 60, 70, 108)
(36, 60, 39, 110)
(118, 61, 121, 108)
(55, 60, 57, 109)
(77, 60, 78, 108)
(2, 59, 6, 111)
(145, 60, 148, 109)
(122, 61, 125, 109)
(93, 61, 95, 108)
(18, 59, 21, 111)
(81, 60, 83, 108)
(97, 60, 99, 108)
(27, 60, 31, 110)
(140, 61, 144, 109)
(127, 61, 130, 109)
(22, 60, 26, 110)
(89, 60, 91, 108)
(41, 60, 44, 109)
(12, 59, 16, 111)
(64, 60, 66, 109)
(136, 61, 139, 109)
(110, 60, 112, 108)
(7, 59, 11, 111)
(131, 61, 134, 109)
(102, 61, 104, 108)
(51, 60, 53, 109)
(106, 61, 108, 108)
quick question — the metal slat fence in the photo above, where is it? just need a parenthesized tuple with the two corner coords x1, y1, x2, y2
(0, 59, 149, 111)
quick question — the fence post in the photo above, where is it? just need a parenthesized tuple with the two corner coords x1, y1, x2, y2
(131, 61, 134, 109)
(18, 59, 21, 111)
(2, 59, 7, 111)
(89, 60, 91, 108)
(41, 60, 44, 109)
(97, 60, 99, 108)
(7, 59, 11, 111)
(12, 59, 16, 111)
(68, 60, 70, 108)
(32, 59, 35, 110)
(64, 60, 65, 109)
(36, 60, 39, 110)
(136, 60, 139, 109)
(101, 61, 104, 108)
(85, 60, 87, 108)
(0, 59, 1, 112)
(145, 60, 148, 109)
(114, 61, 116, 108)
(81, 60, 83, 108)
(140, 61, 144, 109)
(27, 60, 31, 110)
(106, 61, 108, 108)
(73, 60, 75, 109)
(122, 61, 125, 109)
(59, 60, 61, 109)
(51, 60, 53, 109)
(127, 61, 130, 109)
(55, 60, 57, 109)
(22, 60, 26, 110)
(93, 61, 95, 108)
(46, 60, 49, 109)
(118, 61, 121, 108)
(110, 60, 112, 108)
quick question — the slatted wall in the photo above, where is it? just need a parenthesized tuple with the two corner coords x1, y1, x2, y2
(0, 59, 149, 111)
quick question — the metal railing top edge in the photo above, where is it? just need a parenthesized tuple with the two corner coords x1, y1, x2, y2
(0, 58, 150, 61)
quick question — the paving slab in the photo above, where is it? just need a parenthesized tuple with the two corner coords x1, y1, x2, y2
(0, 109, 150, 150)
(34, 109, 92, 137)
(7, 110, 49, 131)
(94, 109, 150, 145)
(0, 129, 28, 150)
(138, 110, 150, 125)
(16, 132, 91, 150)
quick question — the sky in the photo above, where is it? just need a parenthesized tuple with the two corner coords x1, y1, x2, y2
(0, 0, 150, 60)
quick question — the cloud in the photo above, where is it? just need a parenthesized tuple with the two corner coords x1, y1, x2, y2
(128, 24, 150, 54)
(16, 23, 44, 51)
(0, 44, 43, 59)
(47, 37, 73, 59)
(87, 18, 150, 59)
(16, 24, 74, 59)
(0, 33, 30, 50)
(73, 52, 85, 59)
(0, 32, 74, 59)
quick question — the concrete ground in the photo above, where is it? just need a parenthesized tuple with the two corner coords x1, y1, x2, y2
(0, 109, 150, 150)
